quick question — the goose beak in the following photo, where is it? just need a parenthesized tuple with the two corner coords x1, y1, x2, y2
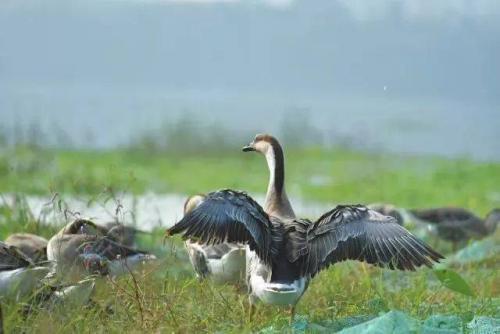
(242, 144, 256, 152)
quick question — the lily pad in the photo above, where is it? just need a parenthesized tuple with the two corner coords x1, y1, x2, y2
(451, 237, 500, 265)
(467, 316, 500, 334)
(422, 315, 463, 334)
(434, 269, 475, 297)
(337, 310, 419, 334)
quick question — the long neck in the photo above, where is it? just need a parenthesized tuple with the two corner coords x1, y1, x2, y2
(484, 212, 499, 234)
(263, 142, 295, 219)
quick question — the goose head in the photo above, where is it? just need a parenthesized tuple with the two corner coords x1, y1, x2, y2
(60, 219, 104, 236)
(242, 133, 278, 155)
(242, 133, 283, 183)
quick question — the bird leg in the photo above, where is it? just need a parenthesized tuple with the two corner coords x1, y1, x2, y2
(248, 299, 256, 323)
(288, 305, 295, 325)
(249, 304, 255, 323)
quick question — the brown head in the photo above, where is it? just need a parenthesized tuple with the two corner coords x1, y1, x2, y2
(242, 134, 282, 155)
(243, 134, 285, 192)
(183, 194, 206, 215)
(165, 194, 206, 240)
(62, 219, 101, 235)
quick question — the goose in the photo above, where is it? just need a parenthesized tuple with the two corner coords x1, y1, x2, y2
(5, 233, 48, 262)
(167, 134, 444, 323)
(102, 222, 145, 248)
(47, 219, 156, 281)
(0, 241, 50, 300)
(408, 207, 500, 251)
(183, 194, 246, 284)
(367, 203, 405, 225)
(22, 277, 97, 315)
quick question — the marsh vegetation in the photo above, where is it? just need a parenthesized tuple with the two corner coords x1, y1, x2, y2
(0, 130, 498, 332)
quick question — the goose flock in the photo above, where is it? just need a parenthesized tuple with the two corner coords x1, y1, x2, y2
(167, 134, 498, 322)
(0, 218, 157, 324)
(1, 133, 498, 327)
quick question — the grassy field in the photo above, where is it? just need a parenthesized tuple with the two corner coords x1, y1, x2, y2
(0, 146, 499, 332)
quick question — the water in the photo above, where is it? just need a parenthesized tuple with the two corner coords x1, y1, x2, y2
(3, 193, 332, 231)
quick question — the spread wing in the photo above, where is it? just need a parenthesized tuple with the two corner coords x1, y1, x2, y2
(289, 205, 444, 277)
(167, 189, 278, 264)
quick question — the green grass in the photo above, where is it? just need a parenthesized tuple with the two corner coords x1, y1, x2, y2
(0, 146, 499, 332)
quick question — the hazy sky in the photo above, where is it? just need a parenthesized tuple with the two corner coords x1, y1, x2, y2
(0, 0, 499, 158)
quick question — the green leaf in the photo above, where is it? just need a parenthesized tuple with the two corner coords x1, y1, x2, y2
(434, 269, 475, 297)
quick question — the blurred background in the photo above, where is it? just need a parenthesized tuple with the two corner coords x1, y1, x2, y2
(0, 0, 499, 159)
(0, 2, 499, 331)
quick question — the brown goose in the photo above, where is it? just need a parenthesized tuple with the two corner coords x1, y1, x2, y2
(183, 194, 246, 283)
(409, 207, 500, 250)
(167, 134, 443, 323)
(47, 219, 156, 281)
(5, 233, 48, 262)
(101, 221, 145, 248)
(367, 203, 405, 225)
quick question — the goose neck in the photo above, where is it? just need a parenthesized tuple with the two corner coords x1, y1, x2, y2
(484, 211, 499, 234)
(263, 142, 295, 218)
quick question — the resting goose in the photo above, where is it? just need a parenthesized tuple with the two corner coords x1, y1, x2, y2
(5, 233, 48, 262)
(101, 221, 146, 248)
(367, 203, 405, 226)
(0, 241, 50, 300)
(167, 134, 444, 322)
(409, 207, 500, 251)
(22, 277, 97, 315)
(183, 195, 246, 284)
(47, 219, 156, 281)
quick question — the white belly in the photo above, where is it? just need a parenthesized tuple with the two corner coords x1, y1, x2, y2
(187, 242, 246, 284)
(251, 275, 307, 305)
(246, 247, 307, 306)
(0, 267, 50, 300)
(207, 248, 246, 284)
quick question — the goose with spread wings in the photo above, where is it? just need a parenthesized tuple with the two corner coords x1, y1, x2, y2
(167, 134, 444, 322)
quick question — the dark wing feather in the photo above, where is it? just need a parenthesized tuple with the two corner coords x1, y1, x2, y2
(0, 241, 34, 271)
(290, 205, 444, 277)
(77, 236, 145, 260)
(167, 189, 277, 264)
